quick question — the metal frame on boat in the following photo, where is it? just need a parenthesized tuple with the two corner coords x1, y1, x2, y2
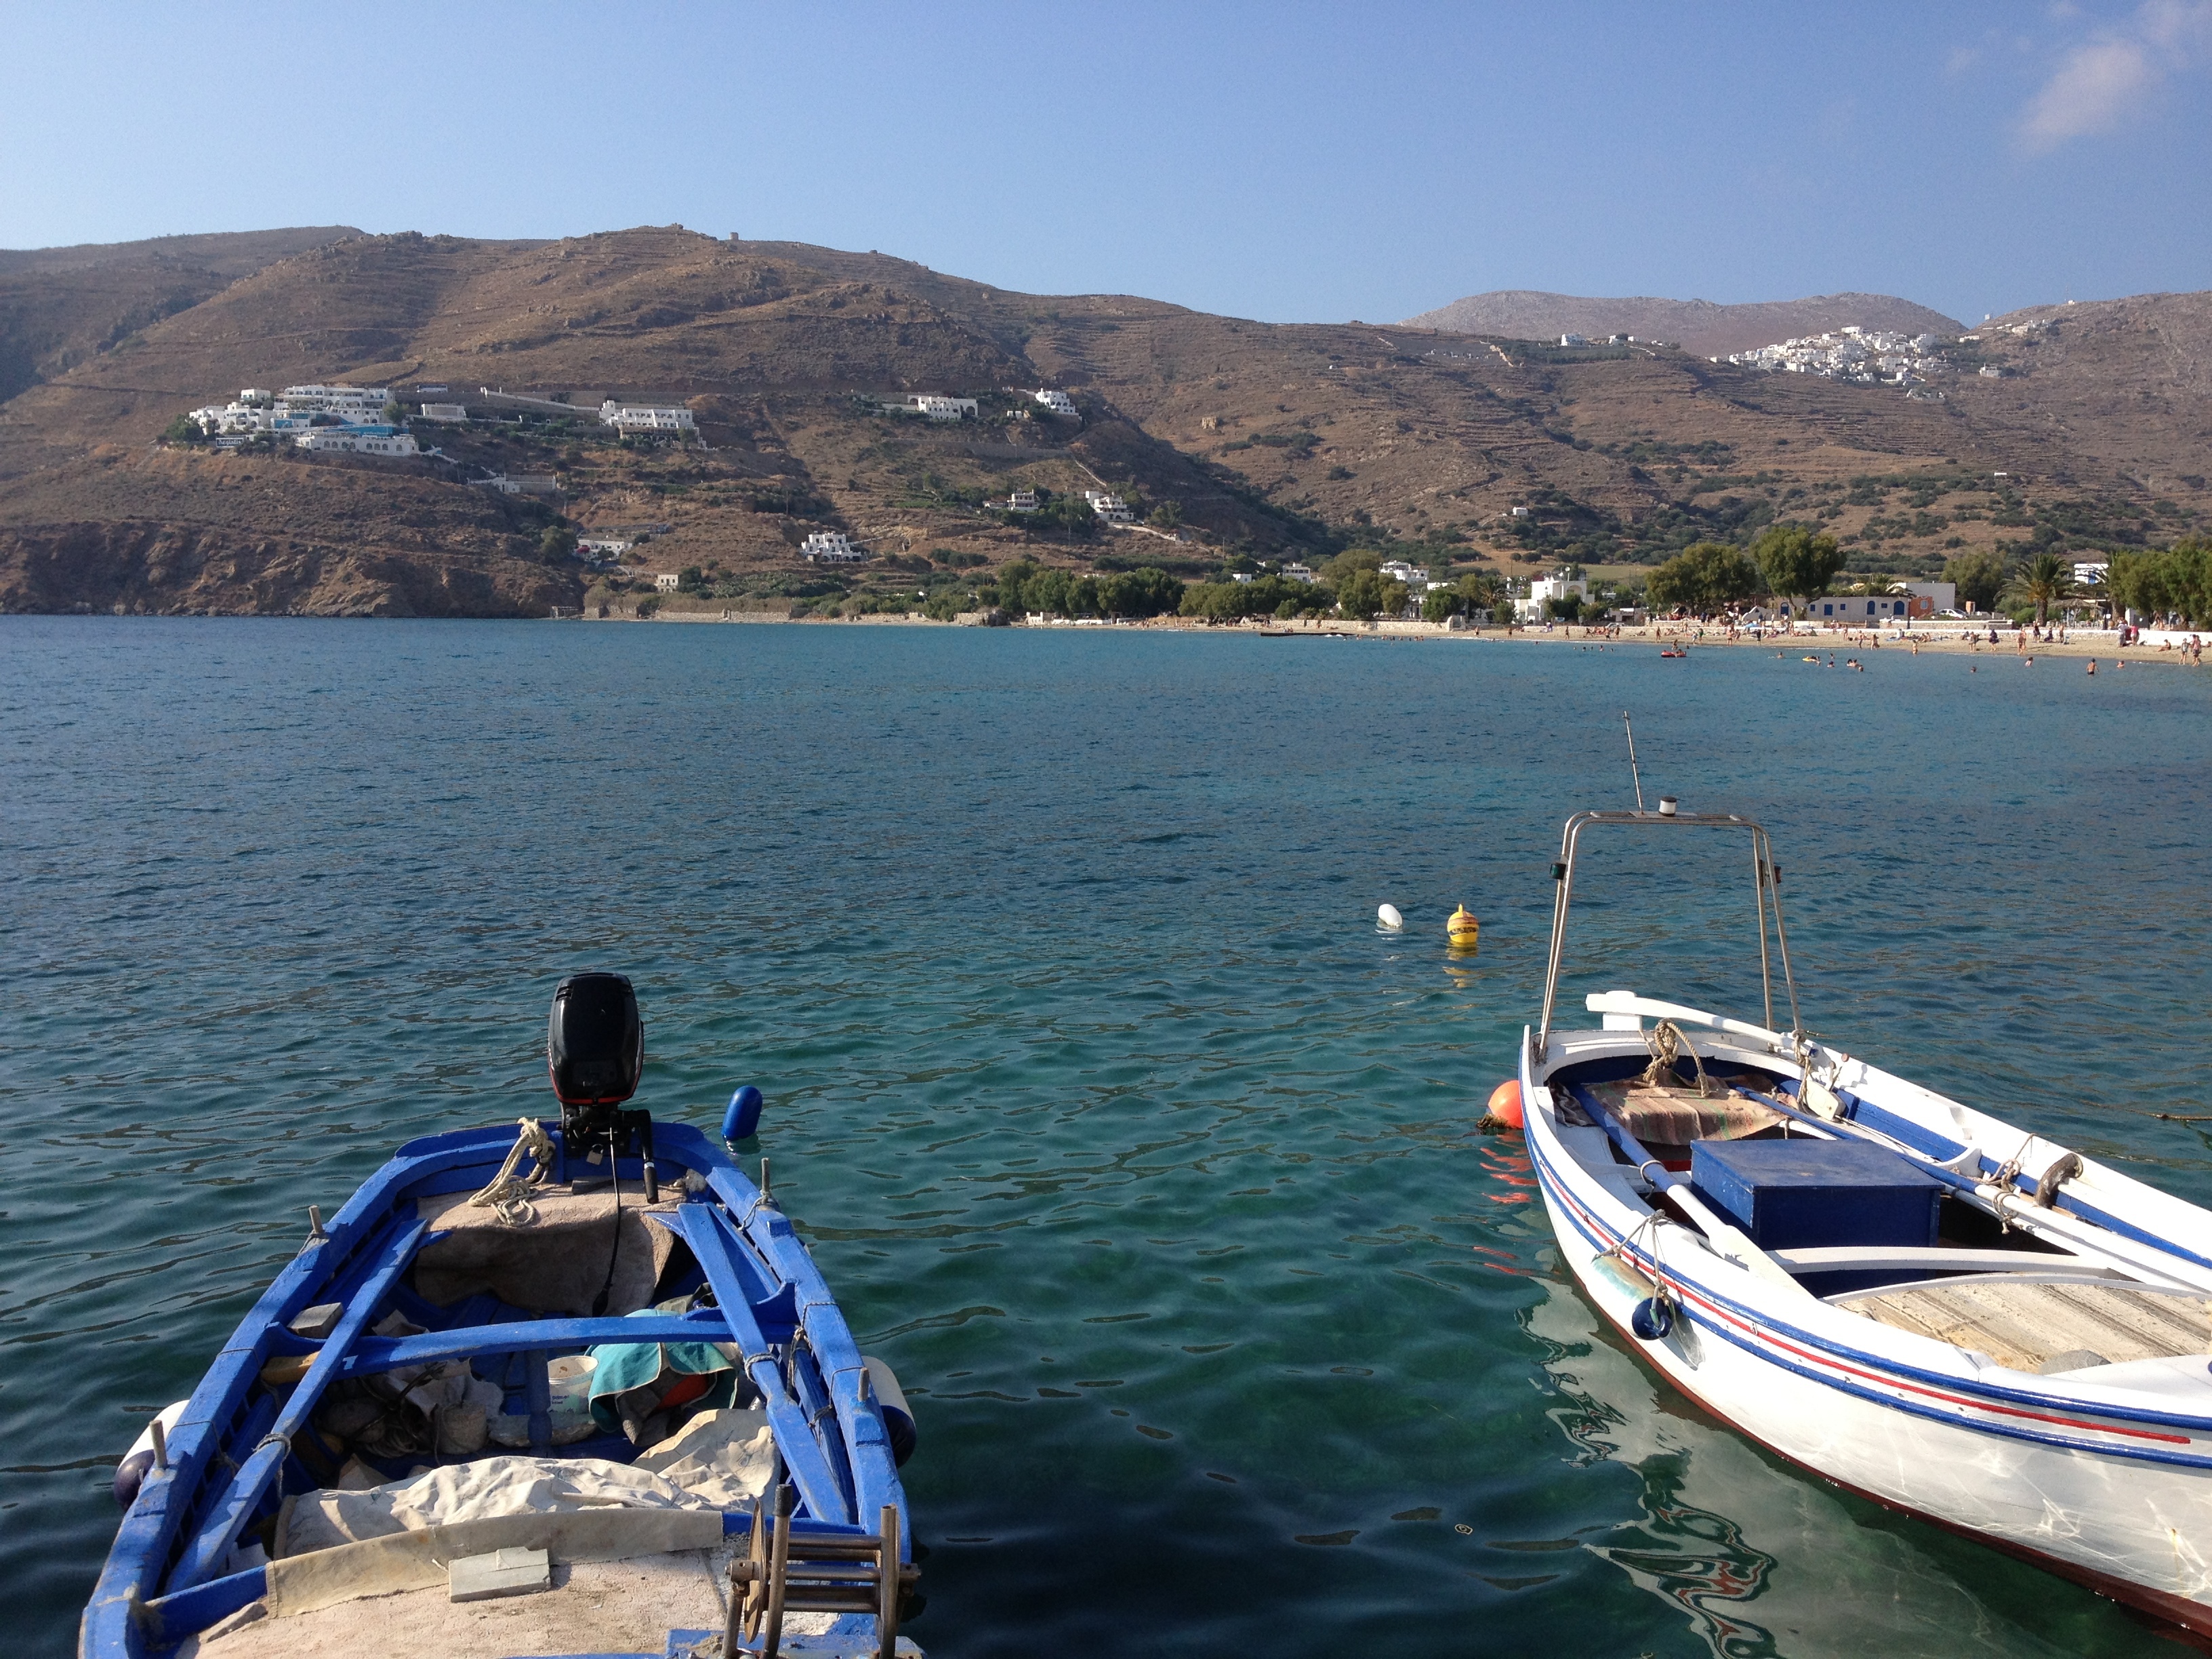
(82, 1120, 913, 1659)
(1523, 804, 2212, 1640)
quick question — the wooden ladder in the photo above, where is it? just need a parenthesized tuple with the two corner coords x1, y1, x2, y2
(728, 1486, 917, 1659)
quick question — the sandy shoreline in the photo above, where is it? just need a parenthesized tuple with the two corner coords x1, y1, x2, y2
(603, 607, 2207, 665)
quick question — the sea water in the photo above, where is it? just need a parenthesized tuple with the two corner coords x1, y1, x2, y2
(5, 619, 2210, 1658)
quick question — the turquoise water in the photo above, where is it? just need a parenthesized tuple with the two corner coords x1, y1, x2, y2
(7, 619, 2212, 1658)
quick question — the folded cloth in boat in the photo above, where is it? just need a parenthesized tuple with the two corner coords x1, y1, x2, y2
(1580, 1080, 1784, 1147)
(274, 1455, 712, 1557)
(631, 1408, 776, 1509)
(411, 1189, 682, 1317)
(588, 1298, 741, 1435)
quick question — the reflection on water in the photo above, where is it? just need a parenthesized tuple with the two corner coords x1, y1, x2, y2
(1526, 1277, 2122, 1657)
(3, 618, 2203, 1658)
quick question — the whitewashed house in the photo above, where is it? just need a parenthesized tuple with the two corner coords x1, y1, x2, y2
(279, 384, 392, 422)
(418, 403, 468, 422)
(1082, 490, 1133, 522)
(294, 427, 419, 457)
(1517, 570, 1590, 621)
(1282, 563, 1315, 583)
(907, 396, 978, 421)
(1033, 389, 1078, 417)
(655, 573, 682, 592)
(1005, 488, 1040, 513)
(600, 399, 695, 432)
(802, 531, 866, 563)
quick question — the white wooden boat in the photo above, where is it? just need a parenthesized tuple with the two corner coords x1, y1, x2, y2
(1521, 808, 2212, 1639)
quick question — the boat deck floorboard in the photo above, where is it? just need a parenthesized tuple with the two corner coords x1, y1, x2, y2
(1841, 1277, 2212, 1372)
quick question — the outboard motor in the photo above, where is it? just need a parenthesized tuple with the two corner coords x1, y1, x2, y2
(548, 972, 657, 1202)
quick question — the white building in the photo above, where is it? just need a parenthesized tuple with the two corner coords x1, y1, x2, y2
(1379, 560, 1420, 586)
(1517, 570, 1590, 621)
(1083, 489, 1133, 522)
(1006, 488, 1040, 513)
(418, 403, 468, 422)
(1033, 389, 1078, 418)
(191, 401, 315, 436)
(1282, 563, 1316, 584)
(1807, 595, 1909, 623)
(1803, 581, 1957, 623)
(655, 573, 682, 592)
(906, 396, 978, 421)
(280, 384, 392, 422)
(468, 473, 560, 497)
(578, 538, 634, 560)
(600, 399, 695, 432)
(802, 531, 866, 563)
(294, 426, 419, 457)
(1559, 333, 1589, 347)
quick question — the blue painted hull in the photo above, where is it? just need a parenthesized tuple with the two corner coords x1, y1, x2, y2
(81, 1121, 908, 1658)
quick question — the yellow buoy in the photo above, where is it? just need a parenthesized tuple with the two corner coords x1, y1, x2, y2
(1447, 905, 1480, 951)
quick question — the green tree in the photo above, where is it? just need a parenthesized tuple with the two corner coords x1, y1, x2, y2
(1147, 500, 1183, 529)
(1334, 567, 1408, 621)
(1648, 541, 1764, 613)
(2007, 551, 2072, 625)
(160, 414, 205, 445)
(1544, 593, 1584, 623)
(991, 558, 1040, 613)
(1035, 497, 1098, 539)
(1754, 526, 1845, 616)
(678, 565, 704, 593)
(540, 526, 579, 562)
(1320, 548, 1384, 586)
(1942, 548, 2008, 613)
(1099, 566, 1184, 617)
(1422, 587, 1460, 623)
(2108, 541, 2212, 627)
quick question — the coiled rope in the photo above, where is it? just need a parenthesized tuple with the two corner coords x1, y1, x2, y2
(470, 1117, 556, 1226)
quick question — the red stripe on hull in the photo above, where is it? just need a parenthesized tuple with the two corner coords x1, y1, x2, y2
(1574, 1281, 2212, 1649)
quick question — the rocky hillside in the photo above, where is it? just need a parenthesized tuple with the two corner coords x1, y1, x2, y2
(0, 226, 2203, 617)
(1401, 290, 1965, 359)
(0, 226, 359, 406)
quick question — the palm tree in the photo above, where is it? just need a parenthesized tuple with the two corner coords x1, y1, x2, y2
(2009, 552, 2072, 626)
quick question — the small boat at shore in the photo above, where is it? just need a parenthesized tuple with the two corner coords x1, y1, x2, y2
(83, 974, 918, 1659)
(1519, 808, 2212, 1639)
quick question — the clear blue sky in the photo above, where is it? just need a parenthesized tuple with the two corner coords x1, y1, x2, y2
(3, 3, 2205, 326)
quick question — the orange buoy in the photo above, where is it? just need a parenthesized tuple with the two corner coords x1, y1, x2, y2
(1482, 1078, 1523, 1132)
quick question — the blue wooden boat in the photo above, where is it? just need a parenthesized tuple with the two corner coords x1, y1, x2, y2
(82, 975, 918, 1659)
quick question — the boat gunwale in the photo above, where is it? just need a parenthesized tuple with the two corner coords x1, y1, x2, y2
(1525, 1021, 2212, 1442)
(82, 1119, 905, 1659)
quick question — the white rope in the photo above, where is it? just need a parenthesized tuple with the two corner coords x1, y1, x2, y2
(469, 1117, 555, 1226)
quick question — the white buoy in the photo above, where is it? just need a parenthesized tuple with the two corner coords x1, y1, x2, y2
(1377, 904, 1404, 930)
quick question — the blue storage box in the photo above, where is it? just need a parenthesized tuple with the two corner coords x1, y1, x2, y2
(1689, 1137, 1941, 1250)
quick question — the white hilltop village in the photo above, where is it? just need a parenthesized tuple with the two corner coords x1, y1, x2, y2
(1714, 325, 1952, 392)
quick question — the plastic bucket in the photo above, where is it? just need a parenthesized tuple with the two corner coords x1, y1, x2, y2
(548, 1354, 597, 1406)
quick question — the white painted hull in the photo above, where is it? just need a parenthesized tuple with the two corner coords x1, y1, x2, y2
(1525, 1019, 2212, 1635)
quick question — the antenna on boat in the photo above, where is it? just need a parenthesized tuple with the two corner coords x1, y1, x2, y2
(1622, 710, 1646, 813)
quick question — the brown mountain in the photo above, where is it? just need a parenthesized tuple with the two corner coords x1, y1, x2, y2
(1401, 290, 1965, 359)
(0, 226, 361, 406)
(0, 226, 2201, 617)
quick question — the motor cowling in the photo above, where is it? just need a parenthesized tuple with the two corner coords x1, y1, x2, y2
(549, 972, 642, 1120)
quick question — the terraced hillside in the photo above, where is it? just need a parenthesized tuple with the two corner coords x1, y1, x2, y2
(0, 226, 2203, 616)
